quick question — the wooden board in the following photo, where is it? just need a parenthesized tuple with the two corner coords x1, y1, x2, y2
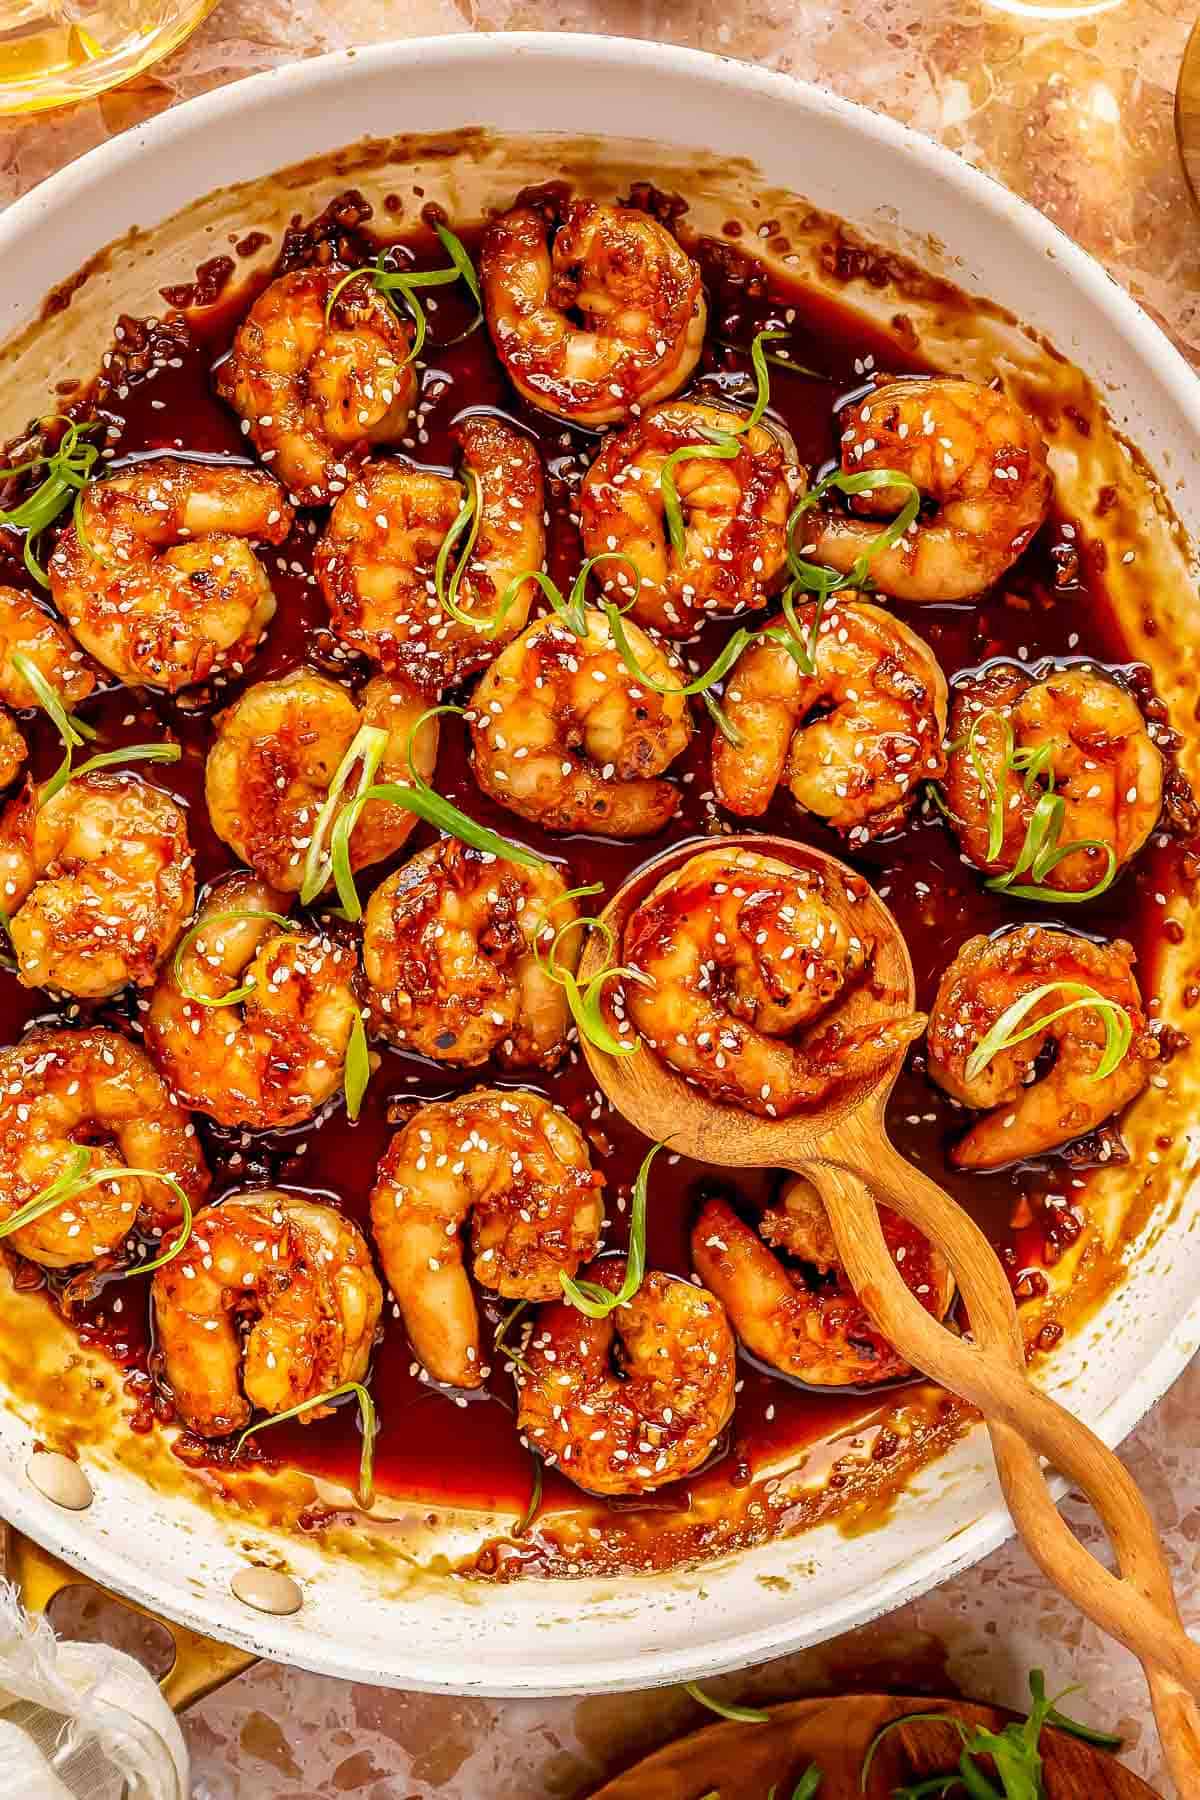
(589, 1694, 1161, 1798)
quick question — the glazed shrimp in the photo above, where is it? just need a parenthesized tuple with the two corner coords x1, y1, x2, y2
(205, 668, 438, 892)
(515, 1263, 735, 1495)
(362, 839, 578, 1068)
(145, 872, 359, 1130)
(811, 377, 1052, 601)
(0, 585, 95, 713)
(0, 773, 194, 998)
(369, 1089, 603, 1388)
(693, 1186, 953, 1387)
(944, 663, 1162, 893)
(579, 402, 796, 636)
(315, 415, 546, 695)
(0, 716, 24, 790)
(468, 607, 693, 837)
(927, 925, 1157, 1169)
(215, 265, 418, 506)
(0, 1027, 209, 1269)
(480, 198, 706, 427)
(49, 458, 292, 693)
(712, 600, 948, 838)
(153, 1193, 382, 1439)
(622, 847, 924, 1117)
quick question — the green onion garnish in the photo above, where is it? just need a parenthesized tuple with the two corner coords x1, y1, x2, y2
(683, 1681, 770, 1725)
(0, 417, 101, 588)
(318, 707, 544, 922)
(537, 912, 646, 1059)
(598, 595, 756, 745)
(494, 1298, 532, 1375)
(324, 222, 483, 366)
(171, 906, 298, 1008)
(658, 329, 786, 556)
(10, 647, 180, 809)
(515, 1451, 543, 1537)
(234, 1380, 377, 1510)
(37, 741, 182, 810)
(962, 980, 1133, 1085)
(344, 1010, 371, 1121)
(559, 1140, 663, 1318)
(0, 1144, 193, 1274)
(951, 703, 1119, 903)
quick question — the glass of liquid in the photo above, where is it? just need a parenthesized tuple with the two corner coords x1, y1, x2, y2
(0, 0, 218, 113)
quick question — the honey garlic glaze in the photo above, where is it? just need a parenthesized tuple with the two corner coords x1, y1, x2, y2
(0, 172, 1195, 1584)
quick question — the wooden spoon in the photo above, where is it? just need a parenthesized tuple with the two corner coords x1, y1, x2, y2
(577, 832, 1200, 1797)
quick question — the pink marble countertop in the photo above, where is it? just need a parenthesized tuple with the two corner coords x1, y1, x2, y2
(5, 4, 1200, 1796)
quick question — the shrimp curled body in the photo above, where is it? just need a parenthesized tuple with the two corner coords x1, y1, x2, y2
(146, 872, 360, 1130)
(362, 839, 578, 1068)
(812, 377, 1052, 602)
(927, 925, 1157, 1169)
(693, 1185, 953, 1387)
(469, 607, 693, 837)
(622, 847, 924, 1117)
(712, 600, 948, 838)
(515, 1262, 736, 1495)
(480, 200, 706, 427)
(579, 402, 795, 636)
(0, 772, 194, 999)
(369, 1089, 603, 1389)
(205, 668, 438, 892)
(153, 1192, 382, 1439)
(0, 584, 96, 789)
(0, 1027, 210, 1268)
(215, 266, 418, 506)
(315, 415, 545, 695)
(944, 663, 1163, 893)
(49, 459, 292, 693)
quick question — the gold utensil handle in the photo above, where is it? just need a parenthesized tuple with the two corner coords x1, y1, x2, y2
(802, 1148, 1200, 1798)
(5, 1525, 257, 1711)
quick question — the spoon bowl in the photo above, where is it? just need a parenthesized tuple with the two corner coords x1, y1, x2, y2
(579, 832, 1200, 1794)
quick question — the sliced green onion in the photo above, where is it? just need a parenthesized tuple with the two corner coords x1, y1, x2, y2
(494, 1299, 532, 1375)
(683, 1681, 770, 1725)
(715, 335, 825, 380)
(986, 792, 1118, 903)
(324, 226, 483, 367)
(433, 222, 484, 339)
(559, 1140, 663, 1318)
(963, 980, 1133, 1085)
(38, 741, 181, 810)
(9, 650, 96, 746)
(966, 707, 1010, 865)
(657, 329, 785, 555)
(234, 1380, 377, 1510)
(299, 723, 391, 905)
(537, 913, 645, 1059)
(0, 417, 101, 588)
(515, 1451, 543, 1537)
(0, 1145, 194, 1274)
(786, 465, 921, 595)
(781, 1771, 823, 1800)
(860, 1711, 972, 1794)
(172, 906, 298, 1008)
(598, 597, 754, 746)
(325, 705, 545, 922)
(344, 1010, 371, 1121)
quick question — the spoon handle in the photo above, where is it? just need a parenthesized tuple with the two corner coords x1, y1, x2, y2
(801, 1142, 1200, 1797)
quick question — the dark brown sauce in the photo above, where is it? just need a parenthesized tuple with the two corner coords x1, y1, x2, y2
(2, 195, 1193, 1575)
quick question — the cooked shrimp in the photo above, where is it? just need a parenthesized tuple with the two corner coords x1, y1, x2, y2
(0, 772, 194, 999)
(0, 716, 24, 789)
(622, 847, 924, 1117)
(362, 839, 577, 1068)
(712, 599, 948, 838)
(811, 377, 1052, 601)
(145, 872, 359, 1130)
(215, 265, 418, 506)
(927, 925, 1157, 1169)
(0, 585, 95, 713)
(468, 607, 692, 837)
(315, 415, 545, 695)
(944, 663, 1162, 893)
(153, 1192, 381, 1439)
(0, 1027, 209, 1269)
(49, 458, 292, 693)
(579, 401, 795, 635)
(480, 198, 706, 427)
(205, 668, 438, 892)
(369, 1089, 603, 1388)
(693, 1186, 953, 1387)
(515, 1263, 735, 1495)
